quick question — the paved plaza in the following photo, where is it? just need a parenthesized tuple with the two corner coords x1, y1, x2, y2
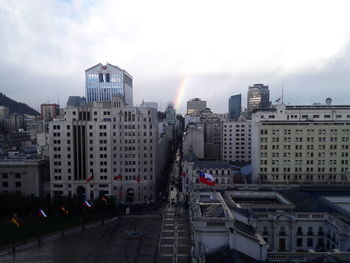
(0, 216, 162, 263)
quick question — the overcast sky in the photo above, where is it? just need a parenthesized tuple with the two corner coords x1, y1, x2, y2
(1, 0, 350, 113)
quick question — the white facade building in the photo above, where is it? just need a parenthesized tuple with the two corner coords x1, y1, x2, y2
(49, 96, 158, 203)
(222, 121, 251, 163)
(251, 103, 350, 184)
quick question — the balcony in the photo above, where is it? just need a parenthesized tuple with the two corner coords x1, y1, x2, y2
(296, 231, 303, 236)
(318, 231, 324, 236)
(307, 232, 314, 235)
(279, 232, 287, 236)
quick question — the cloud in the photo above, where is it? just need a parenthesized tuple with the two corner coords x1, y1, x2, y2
(1, 0, 350, 112)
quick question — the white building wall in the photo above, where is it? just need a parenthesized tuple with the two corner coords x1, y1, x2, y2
(49, 97, 158, 203)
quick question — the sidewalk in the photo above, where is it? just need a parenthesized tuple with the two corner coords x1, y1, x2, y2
(157, 205, 191, 263)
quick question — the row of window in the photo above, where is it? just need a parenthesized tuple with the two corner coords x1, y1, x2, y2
(262, 128, 350, 135)
(2, 173, 21, 178)
(2, 181, 21, 187)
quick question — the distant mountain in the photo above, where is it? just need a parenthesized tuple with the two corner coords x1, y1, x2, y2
(0, 93, 40, 116)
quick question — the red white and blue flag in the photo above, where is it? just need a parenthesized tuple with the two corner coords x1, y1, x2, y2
(199, 171, 215, 186)
(83, 200, 91, 208)
(113, 174, 122, 180)
(38, 209, 47, 218)
(86, 175, 94, 182)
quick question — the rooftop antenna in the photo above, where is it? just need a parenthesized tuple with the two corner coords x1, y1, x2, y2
(281, 81, 284, 105)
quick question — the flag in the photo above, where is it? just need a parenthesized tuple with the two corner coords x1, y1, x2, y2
(136, 176, 141, 183)
(113, 174, 122, 180)
(10, 215, 20, 227)
(275, 97, 281, 103)
(83, 200, 91, 208)
(61, 205, 69, 215)
(101, 196, 108, 205)
(180, 172, 187, 177)
(38, 209, 47, 218)
(86, 175, 94, 182)
(119, 191, 123, 197)
(199, 171, 215, 186)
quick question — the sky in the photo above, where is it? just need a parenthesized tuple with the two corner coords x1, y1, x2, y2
(1, 0, 350, 114)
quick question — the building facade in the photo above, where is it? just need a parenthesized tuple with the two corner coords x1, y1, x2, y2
(223, 188, 350, 253)
(251, 104, 350, 184)
(228, 94, 241, 121)
(85, 63, 133, 106)
(0, 158, 50, 197)
(41, 104, 60, 121)
(49, 96, 158, 203)
(191, 191, 267, 262)
(187, 98, 206, 115)
(165, 102, 176, 125)
(222, 121, 251, 163)
(67, 96, 86, 107)
(247, 84, 269, 118)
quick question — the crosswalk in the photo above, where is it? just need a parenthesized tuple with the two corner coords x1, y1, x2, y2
(157, 207, 191, 263)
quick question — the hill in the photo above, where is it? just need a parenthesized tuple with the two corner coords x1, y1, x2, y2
(0, 93, 39, 116)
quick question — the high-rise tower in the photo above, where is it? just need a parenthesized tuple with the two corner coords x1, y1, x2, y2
(85, 63, 133, 106)
(228, 94, 241, 120)
(247, 84, 269, 118)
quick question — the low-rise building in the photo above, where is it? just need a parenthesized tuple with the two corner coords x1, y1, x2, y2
(0, 156, 49, 197)
(190, 191, 267, 261)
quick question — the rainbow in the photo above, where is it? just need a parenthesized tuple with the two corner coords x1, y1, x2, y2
(174, 76, 188, 112)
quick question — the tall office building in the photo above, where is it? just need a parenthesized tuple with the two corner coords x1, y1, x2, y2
(49, 96, 158, 203)
(247, 84, 269, 118)
(187, 98, 206, 115)
(165, 102, 176, 125)
(228, 94, 242, 120)
(85, 63, 133, 106)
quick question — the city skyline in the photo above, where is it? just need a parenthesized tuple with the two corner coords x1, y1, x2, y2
(2, 0, 350, 113)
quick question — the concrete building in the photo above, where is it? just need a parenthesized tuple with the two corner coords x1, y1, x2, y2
(85, 63, 133, 106)
(223, 187, 350, 253)
(222, 121, 251, 163)
(0, 157, 50, 197)
(251, 103, 350, 184)
(190, 187, 350, 262)
(182, 125, 204, 159)
(247, 84, 270, 118)
(67, 96, 86, 107)
(181, 159, 239, 195)
(165, 102, 176, 125)
(187, 98, 206, 115)
(228, 94, 242, 121)
(41, 104, 60, 121)
(191, 191, 267, 262)
(0, 106, 9, 118)
(0, 113, 25, 133)
(141, 101, 158, 110)
(49, 96, 158, 203)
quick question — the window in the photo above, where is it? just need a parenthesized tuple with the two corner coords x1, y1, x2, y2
(2, 182, 8, 187)
(297, 238, 303, 247)
(2, 173, 8, 178)
(307, 238, 313, 247)
(15, 182, 21, 187)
